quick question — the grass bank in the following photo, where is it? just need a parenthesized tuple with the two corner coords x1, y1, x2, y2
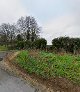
(15, 50, 80, 85)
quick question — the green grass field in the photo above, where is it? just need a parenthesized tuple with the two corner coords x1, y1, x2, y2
(0, 45, 8, 51)
(15, 50, 80, 85)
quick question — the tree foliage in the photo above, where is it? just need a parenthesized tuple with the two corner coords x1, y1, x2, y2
(52, 37, 80, 54)
(34, 38, 47, 49)
(0, 16, 41, 50)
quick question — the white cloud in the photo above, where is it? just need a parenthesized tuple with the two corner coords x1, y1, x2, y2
(41, 0, 80, 45)
(0, 0, 80, 45)
(0, 0, 27, 24)
(43, 14, 80, 45)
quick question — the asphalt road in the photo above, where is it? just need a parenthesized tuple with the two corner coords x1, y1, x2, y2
(0, 51, 37, 92)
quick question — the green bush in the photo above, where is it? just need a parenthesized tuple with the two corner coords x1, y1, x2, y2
(34, 38, 47, 50)
(24, 40, 32, 49)
(52, 37, 80, 54)
(16, 41, 24, 49)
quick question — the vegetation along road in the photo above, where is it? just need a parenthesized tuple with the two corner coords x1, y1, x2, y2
(0, 51, 37, 92)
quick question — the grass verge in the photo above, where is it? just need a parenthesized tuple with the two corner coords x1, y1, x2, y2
(14, 50, 80, 85)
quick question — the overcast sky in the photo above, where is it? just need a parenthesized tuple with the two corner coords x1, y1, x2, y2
(0, 0, 80, 44)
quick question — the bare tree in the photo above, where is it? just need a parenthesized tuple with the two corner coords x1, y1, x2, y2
(9, 24, 17, 46)
(17, 16, 40, 41)
(0, 23, 17, 47)
(0, 23, 10, 46)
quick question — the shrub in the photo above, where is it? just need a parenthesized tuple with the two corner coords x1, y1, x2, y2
(52, 37, 80, 54)
(34, 38, 47, 50)
(16, 41, 24, 49)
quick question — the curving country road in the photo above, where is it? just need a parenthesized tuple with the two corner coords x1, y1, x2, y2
(0, 51, 38, 92)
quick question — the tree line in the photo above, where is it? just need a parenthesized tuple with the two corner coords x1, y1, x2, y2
(0, 15, 80, 54)
(0, 16, 47, 50)
(52, 37, 80, 54)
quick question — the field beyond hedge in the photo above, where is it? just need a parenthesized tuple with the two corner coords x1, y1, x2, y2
(15, 50, 80, 85)
(0, 45, 8, 51)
